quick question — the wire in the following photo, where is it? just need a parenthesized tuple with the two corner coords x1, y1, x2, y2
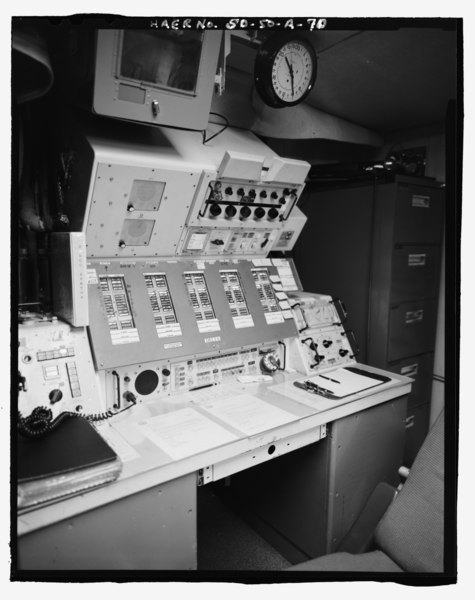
(18, 399, 137, 438)
(202, 112, 230, 144)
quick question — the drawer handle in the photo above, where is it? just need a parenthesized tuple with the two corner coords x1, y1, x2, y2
(405, 309, 424, 324)
(401, 363, 419, 378)
(405, 415, 415, 429)
(408, 253, 427, 267)
(412, 194, 431, 208)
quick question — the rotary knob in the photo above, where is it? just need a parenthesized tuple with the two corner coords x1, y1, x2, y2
(254, 206, 265, 220)
(209, 203, 222, 217)
(225, 205, 237, 218)
(240, 205, 251, 219)
(268, 207, 279, 220)
(49, 389, 63, 404)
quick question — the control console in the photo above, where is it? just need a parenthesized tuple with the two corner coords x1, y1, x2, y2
(18, 316, 103, 419)
(287, 292, 356, 375)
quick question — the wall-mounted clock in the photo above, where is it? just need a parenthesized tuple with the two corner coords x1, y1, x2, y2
(254, 33, 317, 108)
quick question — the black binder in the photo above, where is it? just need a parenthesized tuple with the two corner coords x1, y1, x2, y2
(17, 416, 122, 511)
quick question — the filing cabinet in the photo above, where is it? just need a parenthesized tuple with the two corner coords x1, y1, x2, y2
(293, 175, 444, 464)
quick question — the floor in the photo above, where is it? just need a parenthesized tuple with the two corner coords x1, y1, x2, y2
(197, 485, 291, 571)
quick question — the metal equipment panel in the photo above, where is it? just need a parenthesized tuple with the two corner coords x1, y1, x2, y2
(87, 258, 298, 370)
(93, 30, 222, 131)
(86, 162, 203, 258)
(18, 318, 102, 419)
(18, 473, 197, 570)
(325, 398, 407, 553)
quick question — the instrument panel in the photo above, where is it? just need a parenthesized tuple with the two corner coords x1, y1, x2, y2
(286, 292, 356, 375)
(87, 257, 298, 370)
(18, 318, 102, 419)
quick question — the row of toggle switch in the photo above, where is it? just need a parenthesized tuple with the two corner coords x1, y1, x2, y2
(212, 184, 297, 202)
(208, 203, 281, 220)
(204, 182, 299, 222)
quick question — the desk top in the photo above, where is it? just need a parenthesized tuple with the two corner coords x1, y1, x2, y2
(17, 364, 411, 536)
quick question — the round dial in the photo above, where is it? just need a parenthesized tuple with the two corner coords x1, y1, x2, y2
(255, 34, 317, 108)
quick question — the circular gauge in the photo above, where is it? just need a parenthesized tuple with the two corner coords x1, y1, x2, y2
(254, 33, 317, 108)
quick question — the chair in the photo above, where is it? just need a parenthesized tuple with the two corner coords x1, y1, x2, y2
(287, 409, 445, 572)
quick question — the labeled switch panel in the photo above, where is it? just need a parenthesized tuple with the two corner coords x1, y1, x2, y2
(179, 227, 277, 256)
(252, 268, 281, 317)
(170, 347, 261, 392)
(184, 271, 220, 333)
(220, 270, 254, 329)
(144, 273, 182, 338)
(99, 274, 138, 345)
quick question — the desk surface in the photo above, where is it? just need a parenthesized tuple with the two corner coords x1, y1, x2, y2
(17, 364, 411, 537)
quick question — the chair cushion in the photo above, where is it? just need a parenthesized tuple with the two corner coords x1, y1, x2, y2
(286, 550, 403, 572)
(375, 410, 444, 572)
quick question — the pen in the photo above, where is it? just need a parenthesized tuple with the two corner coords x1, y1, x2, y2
(319, 374, 340, 384)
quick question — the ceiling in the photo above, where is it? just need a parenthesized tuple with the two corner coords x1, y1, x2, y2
(230, 26, 459, 135)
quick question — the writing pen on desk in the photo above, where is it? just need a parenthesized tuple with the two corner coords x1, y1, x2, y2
(319, 374, 340, 384)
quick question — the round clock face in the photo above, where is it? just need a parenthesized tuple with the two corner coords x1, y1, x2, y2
(272, 41, 315, 103)
(255, 35, 317, 108)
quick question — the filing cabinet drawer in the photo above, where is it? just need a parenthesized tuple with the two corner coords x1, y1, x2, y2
(386, 353, 434, 411)
(393, 183, 444, 244)
(391, 245, 441, 302)
(404, 401, 431, 466)
(387, 300, 438, 361)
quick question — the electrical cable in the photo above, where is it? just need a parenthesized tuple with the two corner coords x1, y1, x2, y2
(18, 396, 137, 438)
(202, 112, 230, 144)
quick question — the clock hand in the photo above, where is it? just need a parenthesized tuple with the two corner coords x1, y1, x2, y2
(285, 57, 295, 97)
